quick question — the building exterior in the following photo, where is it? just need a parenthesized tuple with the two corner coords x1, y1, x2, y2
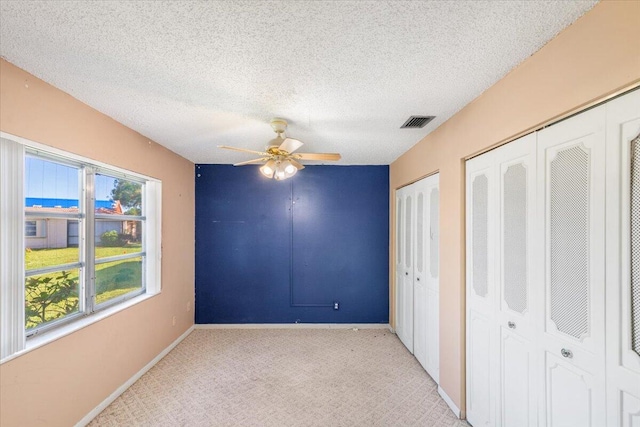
(25, 200, 129, 249)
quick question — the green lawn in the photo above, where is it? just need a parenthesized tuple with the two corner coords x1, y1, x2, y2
(25, 245, 143, 329)
(25, 245, 142, 270)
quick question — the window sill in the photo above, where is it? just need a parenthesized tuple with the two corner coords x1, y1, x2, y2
(0, 292, 158, 365)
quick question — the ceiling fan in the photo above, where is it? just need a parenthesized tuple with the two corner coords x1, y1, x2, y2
(218, 119, 341, 180)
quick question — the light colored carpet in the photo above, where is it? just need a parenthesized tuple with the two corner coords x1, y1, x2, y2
(89, 328, 469, 427)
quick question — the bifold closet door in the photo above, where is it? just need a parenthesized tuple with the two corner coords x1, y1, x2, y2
(495, 134, 537, 427)
(396, 188, 414, 353)
(536, 105, 607, 427)
(426, 175, 440, 382)
(605, 90, 640, 426)
(466, 134, 536, 427)
(413, 173, 440, 382)
(466, 151, 497, 427)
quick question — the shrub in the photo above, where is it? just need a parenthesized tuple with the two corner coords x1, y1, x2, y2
(25, 271, 78, 329)
(100, 230, 122, 247)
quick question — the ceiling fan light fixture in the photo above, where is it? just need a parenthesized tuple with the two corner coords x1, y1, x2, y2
(219, 118, 341, 180)
(260, 159, 276, 178)
(283, 160, 297, 175)
(274, 166, 286, 180)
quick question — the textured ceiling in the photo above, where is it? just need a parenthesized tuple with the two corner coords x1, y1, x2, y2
(0, 1, 597, 165)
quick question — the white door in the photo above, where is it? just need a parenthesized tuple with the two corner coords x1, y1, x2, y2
(466, 134, 536, 427)
(495, 134, 537, 427)
(466, 153, 498, 427)
(425, 176, 440, 382)
(396, 186, 414, 353)
(605, 90, 640, 426)
(536, 105, 607, 427)
(413, 179, 429, 367)
(413, 173, 440, 381)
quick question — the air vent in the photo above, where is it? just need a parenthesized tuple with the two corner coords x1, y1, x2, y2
(400, 116, 435, 129)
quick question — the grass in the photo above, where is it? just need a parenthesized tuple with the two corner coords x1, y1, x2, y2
(25, 245, 143, 329)
(95, 258, 142, 299)
(25, 244, 142, 270)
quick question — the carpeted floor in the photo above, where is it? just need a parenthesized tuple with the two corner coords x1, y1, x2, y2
(89, 328, 469, 426)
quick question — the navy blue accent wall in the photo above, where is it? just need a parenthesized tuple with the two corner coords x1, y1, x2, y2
(195, 164, 389, 324)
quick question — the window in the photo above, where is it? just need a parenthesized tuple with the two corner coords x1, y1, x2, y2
(25, 221, 37, 237)
(24, 219, 46, 238)
(0, 136, 162, 360)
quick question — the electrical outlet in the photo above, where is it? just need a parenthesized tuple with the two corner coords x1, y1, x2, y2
(172, 315, 176, 326)
(187, 301, 191, 312)
(334, 302, 339, 310)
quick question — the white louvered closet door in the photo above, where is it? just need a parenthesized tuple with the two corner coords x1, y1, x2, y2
(536, 105, 607, 427)
(605, 90, 640, 426)
(413, 173, 440, 382)
(466, 152, 498, 427)
(495, 134, 537, 427)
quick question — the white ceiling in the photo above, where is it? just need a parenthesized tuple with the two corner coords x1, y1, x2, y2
(0, 1, 597, 165)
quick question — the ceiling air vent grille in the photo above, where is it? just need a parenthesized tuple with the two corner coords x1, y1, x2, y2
(401, 116, 435, 129)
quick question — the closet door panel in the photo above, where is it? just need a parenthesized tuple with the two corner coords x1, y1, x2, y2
(468, 309, 494, 427)
(605, 89, 640, 426)
(500, 330, 531, 427)
(414, 183, 428, 367)
(414, 174, 439, 378)
(427, 181, 440, 381)
(395, 193, 405, 347)
(421, 174, 439, 380)
(620, 392, 640, 427)
(401, 192, 414, 352)
(396, 189, 413, 353)
(496, 133, 537, 427)
(466, 154, 497, 427)
(426, 286, 439, 380)
(545, 353, 597, 427)
(537, 105, 606, 427)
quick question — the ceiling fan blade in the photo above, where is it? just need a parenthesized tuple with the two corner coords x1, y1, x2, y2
(233, 157, 269, 166)
(293, 153, 341, 161)
(279, 138, 304, 154)
(289, 159, 305, 170)
(218, 145, 268, 156)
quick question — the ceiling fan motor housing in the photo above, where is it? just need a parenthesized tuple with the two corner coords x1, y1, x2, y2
(270, 118, 288, 134)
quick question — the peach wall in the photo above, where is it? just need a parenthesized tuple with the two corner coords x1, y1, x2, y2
(0, 59, 195, 426)
(389, 0, 640, 413)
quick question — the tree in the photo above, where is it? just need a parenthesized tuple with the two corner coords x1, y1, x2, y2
(110, 179, 142, 215)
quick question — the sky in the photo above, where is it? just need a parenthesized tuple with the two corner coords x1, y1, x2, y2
(25, 156, 116, 202)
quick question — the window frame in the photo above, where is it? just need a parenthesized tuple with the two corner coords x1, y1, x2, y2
(0, 133, 162, 362)
(25, 220, 37, 237)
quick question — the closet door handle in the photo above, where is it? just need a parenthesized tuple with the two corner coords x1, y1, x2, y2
(507, 321, 516, 329)
(561, 348, 573, 359)
(416, 277, 420, 282)
(405, 272, 408, 276)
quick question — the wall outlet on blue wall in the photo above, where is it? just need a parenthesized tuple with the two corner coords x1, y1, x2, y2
(334, 301, 339, 310)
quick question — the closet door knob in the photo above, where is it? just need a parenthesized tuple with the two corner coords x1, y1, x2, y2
(417, 277, 420, 282)
(561, 348, 573, 359)
(508, 321, 516, 329)
(405, 272, 409, 276)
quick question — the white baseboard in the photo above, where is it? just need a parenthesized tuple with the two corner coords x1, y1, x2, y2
(75, 325, 195, 427)
(438, 386, 461, 419)
(195, 323, 391, 330)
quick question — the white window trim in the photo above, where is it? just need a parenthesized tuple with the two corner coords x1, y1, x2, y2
(1, 138, 26, 359)
(0, 132, 162, 363)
